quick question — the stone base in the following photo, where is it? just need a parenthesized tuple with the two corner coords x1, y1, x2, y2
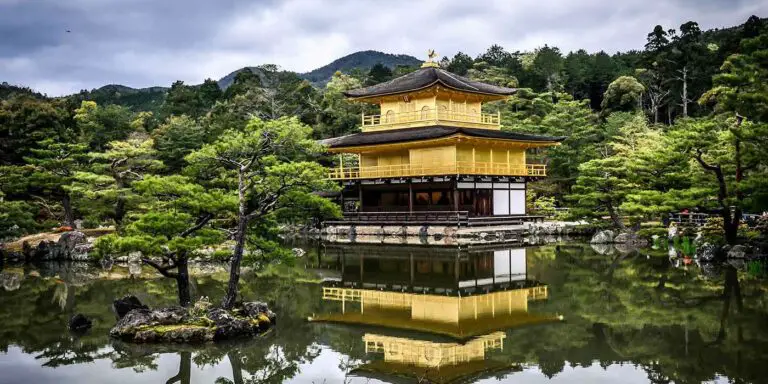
(321, 221, 590, 245)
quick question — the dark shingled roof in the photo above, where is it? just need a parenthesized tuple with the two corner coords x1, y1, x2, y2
(343, 67, 517, 98)
(320, 126, 565, 149)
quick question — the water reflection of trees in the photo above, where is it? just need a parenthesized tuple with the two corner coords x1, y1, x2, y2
(0, 264, 329, 382)
(1, 248, 767, 383)
(506, 245, 768, 383)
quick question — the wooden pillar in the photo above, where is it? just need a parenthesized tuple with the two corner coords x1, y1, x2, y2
(507, 149, 510, 174)
(408, 181, 413, 213)
(454, 253, 460, 283)
(358, 184, 363, 213)
(409, 252, 414, 285)
(453, 181, 459, 212)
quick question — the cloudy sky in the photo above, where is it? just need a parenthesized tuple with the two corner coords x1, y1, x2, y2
(2, 0, 766, 96)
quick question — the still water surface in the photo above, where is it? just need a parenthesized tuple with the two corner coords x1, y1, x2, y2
(1, 243, 766, 384)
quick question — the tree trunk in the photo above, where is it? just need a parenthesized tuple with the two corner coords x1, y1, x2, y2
(667, 106, 672, 125)
(223, 216, 248, 309)
(223, 170, 249, 309)
(228, 350, 244, 384)
(606, 201, 625, 230)
(176, 255, 191, 307)
(61, 194, 75, 227)
(166, 351, 191, 384)
(114, 196, 126, 228)
(681, 67, 689, 117)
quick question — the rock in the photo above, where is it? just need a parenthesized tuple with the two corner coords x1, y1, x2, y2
(1, 272, 23, 291)
(58, 231, 87, 253)
(110, 301, 274, 344)
(69, 313, 92, 332)
(128, 262, 142, 276)
(151, 306, 189, 325)
(727, 245, 747, 259)
(100, 257, 114, 271)
(590, 230, 615, 244)
(128, 251, 142, 263)
(113, 295, 149, 319)
(590, 243, 615, 255)
(292, 248, 306, 258)
(111, 308, 153, 334)
(239, 301, 276, 325)
(697, 242, 719, 262)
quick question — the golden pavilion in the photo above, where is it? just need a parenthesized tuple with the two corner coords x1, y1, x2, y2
(322, 51, 564, 226)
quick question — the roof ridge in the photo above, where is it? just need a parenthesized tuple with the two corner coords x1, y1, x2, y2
(436, 68, 480, 91)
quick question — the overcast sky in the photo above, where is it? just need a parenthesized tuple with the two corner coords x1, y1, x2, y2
(1, 0, 766, 96)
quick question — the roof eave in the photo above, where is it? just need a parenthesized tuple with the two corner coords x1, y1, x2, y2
(343, 80, 517, 101)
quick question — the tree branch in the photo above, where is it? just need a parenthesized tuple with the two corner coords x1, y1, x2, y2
(141, 258, 179, 278)
(180, 213, 214, 238)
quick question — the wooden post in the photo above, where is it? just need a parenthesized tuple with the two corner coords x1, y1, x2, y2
(410, 252, 414, 285)
(408, 181, 413, 213)
(339, 154, 344, 178)
(453, 182, 459, 212)
(358, 184, 363, 213)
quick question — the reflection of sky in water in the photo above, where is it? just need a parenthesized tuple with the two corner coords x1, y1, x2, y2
(0, 346, 676, 384)
(0, 242, 765, 384)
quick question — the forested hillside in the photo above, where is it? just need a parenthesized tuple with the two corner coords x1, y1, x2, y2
(1, 15, 767, 246)
(299, 50, 422, 85)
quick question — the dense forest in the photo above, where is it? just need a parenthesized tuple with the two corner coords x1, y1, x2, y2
(1, 15, 767, 252)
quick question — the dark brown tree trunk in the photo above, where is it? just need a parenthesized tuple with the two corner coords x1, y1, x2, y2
(223, 172, 249, 309)
(61, 194, 75, 227)
(222, 216, 248, 309)
(176, 255, 191, 307)
(694, 149, 738, 245)
(114, 196, 126, 228)
(606, 201, 625, 230)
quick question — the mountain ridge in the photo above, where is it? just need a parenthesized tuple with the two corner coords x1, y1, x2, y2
(216, 50, 422, 89)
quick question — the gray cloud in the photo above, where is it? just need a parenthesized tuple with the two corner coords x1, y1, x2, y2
(1, 0, 766, 96)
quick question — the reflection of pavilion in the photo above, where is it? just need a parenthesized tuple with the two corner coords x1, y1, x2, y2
(315, 283, 551, 339)
(312, 243, 558, 382)
(356, 331, 520, 383)
(322, 243, 536, 295)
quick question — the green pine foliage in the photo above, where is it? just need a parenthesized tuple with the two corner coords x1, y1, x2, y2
(1, 15, 767, 248)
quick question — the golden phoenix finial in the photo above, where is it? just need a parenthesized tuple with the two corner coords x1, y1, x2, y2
(422, 49, 440, 68)
(427, 49, 437, 61)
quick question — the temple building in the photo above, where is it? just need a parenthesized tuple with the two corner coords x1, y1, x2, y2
(322, 51, 564, 226)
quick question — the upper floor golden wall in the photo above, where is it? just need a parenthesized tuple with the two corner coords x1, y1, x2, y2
(359, 86, 501, 131)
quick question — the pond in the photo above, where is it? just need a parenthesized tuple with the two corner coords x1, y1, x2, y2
(1, 242, 767, 384)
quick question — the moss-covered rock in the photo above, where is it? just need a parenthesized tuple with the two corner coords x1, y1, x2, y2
(109, 300, 275, 344)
